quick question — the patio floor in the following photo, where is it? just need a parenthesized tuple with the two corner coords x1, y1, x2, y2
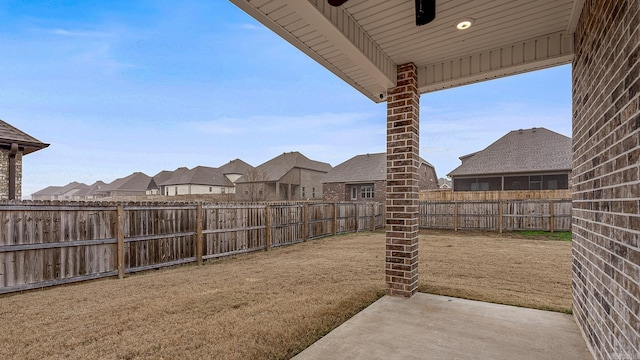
(294, 293, 593, 360)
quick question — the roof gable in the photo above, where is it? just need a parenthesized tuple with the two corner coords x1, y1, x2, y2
(245, 152, 332, 182)
(101, 172, 152, 192)
(159, 166, 234, 187)
(31, 182, 88, 196)
(218, 159, 254, 175)
(151, 170, 175, 185)
(324, 153, 386, 183)
(74, 181, 107, 197)
(0, 119, 49, 155)
(448, 127, 572, 177)
(324, 152, 435, 183)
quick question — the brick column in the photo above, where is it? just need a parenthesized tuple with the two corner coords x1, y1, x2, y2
(386, 63, 419, 297)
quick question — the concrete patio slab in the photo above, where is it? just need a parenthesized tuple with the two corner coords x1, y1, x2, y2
(294, 293, 593, 360)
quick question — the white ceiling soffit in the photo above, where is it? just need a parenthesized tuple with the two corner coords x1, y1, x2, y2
(230, 0, 585, 103)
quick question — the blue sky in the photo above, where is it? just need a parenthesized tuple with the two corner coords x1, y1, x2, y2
(0, 1, 572, 198)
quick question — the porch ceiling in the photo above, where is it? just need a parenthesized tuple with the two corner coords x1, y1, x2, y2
(230, 0, 583, 102)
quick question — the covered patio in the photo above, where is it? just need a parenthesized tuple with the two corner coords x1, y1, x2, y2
(230, 1, 640, 359)
(294, 293, 592, 360)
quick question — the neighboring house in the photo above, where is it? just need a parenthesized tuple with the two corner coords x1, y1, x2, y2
(0, 120, 49, 200)
(322, 152, 438, 202)
(235, 151, 331, 201)
(31, 182, 88, 201)
(448, 127, 572, 191)
(159, 166, 236, 196)
(218, 159, 254, 184)
(147, 159, 253, 196)
(73, 181, 107, 200)
(147, 170, 175, 195)
(94, 172, 152, 198)
(438, 178, 452, 189)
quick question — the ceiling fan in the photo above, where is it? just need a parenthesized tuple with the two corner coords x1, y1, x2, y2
(328, 0, 436, 26)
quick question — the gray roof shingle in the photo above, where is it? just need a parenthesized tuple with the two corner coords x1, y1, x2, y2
(447, 127, 572, 177)
(0, 119, 49, 154)
(324, 153, 386, 183)
(159, 166, 233, 187)
(323, 152, 435, 183)
(99, 172, 152, 193)
(240, 152, 332, 182)
(74, 181, 107, 197)
(31, 182, 88, 196)
(218, 159, 254, 175)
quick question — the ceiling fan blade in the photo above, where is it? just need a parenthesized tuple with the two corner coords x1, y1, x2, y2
(415, 0, 436, 26)
(328, 0, 348, 6)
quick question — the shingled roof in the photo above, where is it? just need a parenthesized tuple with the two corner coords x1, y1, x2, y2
(324, 152, 435, 183)
(98, 172, 152, 193)
(0, 119, 50, 155)
(324, 153, 386, 183)
(31, 182, 88, 197)
(240, 152, 332, 182)
(159, 166, 233, 187)
(218, 159, 253, 175)
(74, 181, 107, 198)
(448, 127, 572, 177)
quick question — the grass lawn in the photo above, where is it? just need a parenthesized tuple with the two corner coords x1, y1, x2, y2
(0, 229, 573, 359)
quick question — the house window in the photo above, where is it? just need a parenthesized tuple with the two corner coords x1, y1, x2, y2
(504, 176, 529, 190)
(361, 185, 374, 199)
(175, 187, 178, 195)
(209, 187, 213, 192)
(504, 174, 568, 190)
(302, 187, 306, 198)
(221, 187, 226, 194)
(312, 187, 315, 198)
(470, 182, 489, 191)
(351, 187, 357, 200)
(454, 177, 501, 191)
(529, 176, 542, 190)
(543, 174, 568, 190)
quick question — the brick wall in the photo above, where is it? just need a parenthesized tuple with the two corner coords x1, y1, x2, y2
(572, 1, 640, 359)
(322, 182, 344, 202)
(386, 63, 420, 297)
(419, 163, 438, 191)
(323, 180, 386, 203)
(0, 149, 23, 200)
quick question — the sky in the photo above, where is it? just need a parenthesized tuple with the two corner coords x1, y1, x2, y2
(0, 1, 572, 199)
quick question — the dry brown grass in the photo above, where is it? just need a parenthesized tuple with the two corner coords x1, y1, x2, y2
(0, 230, 572, 359)
(418, 229, 573, 313)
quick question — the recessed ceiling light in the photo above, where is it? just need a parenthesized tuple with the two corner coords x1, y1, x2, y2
(456, 19, 474, 30)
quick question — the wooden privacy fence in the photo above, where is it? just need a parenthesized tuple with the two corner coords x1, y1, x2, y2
(419, 199, 572, 232)
(0, 201, 383, 295)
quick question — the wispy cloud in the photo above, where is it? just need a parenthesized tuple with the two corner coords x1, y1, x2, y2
(239, 23, 265, 31)
(189, 112, 380, 135)
(51, 28, 114, 38)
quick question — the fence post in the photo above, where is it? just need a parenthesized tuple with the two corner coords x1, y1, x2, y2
(371, 203, 376, 231)
(303, 203, 309, 241)
(265, 204, 271, 251)
(549, 200, 555, 233)
(454, 201, 459, 232)
(333, 203, 338, 235)
(196, 203, 203, 265)
(499, 200, 503, 233)
(354, 203, 359, 233)
(117, 204, 125, 279)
